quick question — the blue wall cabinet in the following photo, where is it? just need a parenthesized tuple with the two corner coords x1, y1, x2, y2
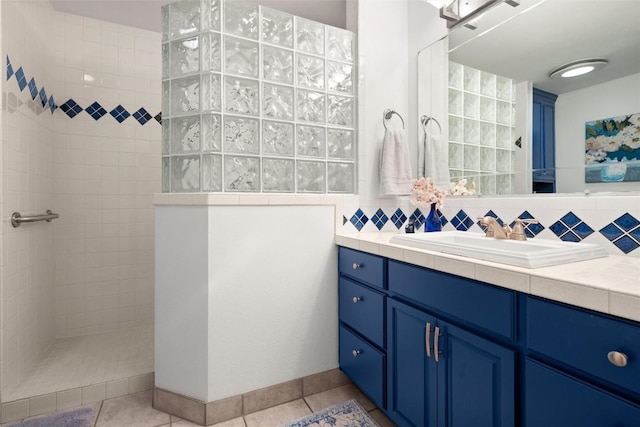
(387, 299, 515, 427)
(532, 88, 558, 193)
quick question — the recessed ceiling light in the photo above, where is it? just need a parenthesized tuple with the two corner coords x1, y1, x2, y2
(548, 59, 608, 79)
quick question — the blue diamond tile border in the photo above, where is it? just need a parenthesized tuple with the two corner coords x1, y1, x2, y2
(600, 213, 640, 254)
(451, 209, 475, 231)
(5, 55, 160, 125)
(391, 208, 407, 229)
(350, 209, 369, 231)
(550, 212, 594, 242)
(410, 209, 425, 229)
(371, 209, 389, 231)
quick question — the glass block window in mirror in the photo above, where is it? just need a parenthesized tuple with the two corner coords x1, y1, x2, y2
(449, 61, 515, 195)
(162, 0, 356, 193)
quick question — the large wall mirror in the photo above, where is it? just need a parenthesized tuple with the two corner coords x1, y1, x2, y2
(418, 0, 640, 195)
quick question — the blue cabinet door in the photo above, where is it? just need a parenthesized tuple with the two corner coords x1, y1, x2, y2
(387, 299, 515, 427)
(387, 299, 438, 427)
(525, 359, 640, 426)
(437, 321, 515, 427)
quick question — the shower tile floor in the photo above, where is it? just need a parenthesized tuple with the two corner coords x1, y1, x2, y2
(5, 325, 153, 402)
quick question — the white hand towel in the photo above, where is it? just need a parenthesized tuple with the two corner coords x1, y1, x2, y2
(424, 132, 450, 189)
(380, 129, 414, 196)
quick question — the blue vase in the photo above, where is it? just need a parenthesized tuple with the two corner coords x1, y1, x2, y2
(425, 203, 442, 232)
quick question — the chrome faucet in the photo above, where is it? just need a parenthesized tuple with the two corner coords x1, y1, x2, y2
(477, 216, 539, 240)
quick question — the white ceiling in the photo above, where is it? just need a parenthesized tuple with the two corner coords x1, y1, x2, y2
(447, 0, 640, 94)
(49, 0, 348, 32)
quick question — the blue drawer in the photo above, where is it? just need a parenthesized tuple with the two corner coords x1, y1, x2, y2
(526, 359, 640, 426)
(339, 324, 385, 409)
(339, 247, 385, 290)
(388, 260, 515, 340)
(339, 278, 385, 349)
(527, 297, 640, 396)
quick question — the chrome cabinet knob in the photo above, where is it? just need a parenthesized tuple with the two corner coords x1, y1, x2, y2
(352, 263, 361, 270)
(352, 350, 360, 357)
(352, 296, 361, 303)
(607, 351, 628, 367)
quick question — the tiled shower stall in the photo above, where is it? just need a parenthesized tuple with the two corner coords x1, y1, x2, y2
(0, 0, 159, 415)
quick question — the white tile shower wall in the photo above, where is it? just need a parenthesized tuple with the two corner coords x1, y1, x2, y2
(1, 0, 58, 401)
(51, 13, 161, 338)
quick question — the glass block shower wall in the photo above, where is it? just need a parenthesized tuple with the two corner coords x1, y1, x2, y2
(161, 0, 356, 193)
(448, 61, 516, 195)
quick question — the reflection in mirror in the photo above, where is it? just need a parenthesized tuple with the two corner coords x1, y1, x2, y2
(419, 0, 640, 195)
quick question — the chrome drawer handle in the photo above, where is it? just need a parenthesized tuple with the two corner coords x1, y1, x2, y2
(426, 322, 432, 358)
(434, 326, 442, 363)
(352, 296, 361, 303)
(352, 349, 361, 357)
(607, 351, 628, 368)
(352, 263, 361, 270)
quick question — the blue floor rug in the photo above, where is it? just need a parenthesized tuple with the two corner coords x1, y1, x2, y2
(284, 399, 380, 427)
(6, 406, 96, 427)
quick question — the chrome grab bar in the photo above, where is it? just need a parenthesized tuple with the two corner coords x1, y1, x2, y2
(11, 210, 60, 228)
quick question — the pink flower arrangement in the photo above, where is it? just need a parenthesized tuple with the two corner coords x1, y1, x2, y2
(410, 177, 447, 209)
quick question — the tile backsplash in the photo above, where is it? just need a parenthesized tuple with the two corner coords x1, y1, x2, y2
(344, 194, 640, 256)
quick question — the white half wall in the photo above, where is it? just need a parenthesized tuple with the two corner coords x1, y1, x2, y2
(155, 204, 338, 402)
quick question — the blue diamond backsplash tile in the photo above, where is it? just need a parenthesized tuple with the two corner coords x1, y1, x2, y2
(327, 162, 354, 193)
(224, 0, 258, 40)
(224, 36, 259, 78)
(263, 158, 294, 192)
(171, 155, 201, 192)
(263, 121, 294, 156)
(600, 213, 640, 254)
(223, 116, 259, 154)
(85, 102, 107, 120)
(224, 156, 260, 191)
(391, 209, 407, 229)
(371, 209, 389, 231)
(297, 160, 325, 193)
(349, 209, 368, 231)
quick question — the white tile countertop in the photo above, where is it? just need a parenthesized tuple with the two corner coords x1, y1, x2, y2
(336, 232, 640, 323)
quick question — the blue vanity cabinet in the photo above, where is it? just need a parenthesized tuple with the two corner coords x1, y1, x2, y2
(338, 247, 387, 409)
(386, 263, 515, 427)
(532, 88, 558, 193)
(525, 296, 640, 426)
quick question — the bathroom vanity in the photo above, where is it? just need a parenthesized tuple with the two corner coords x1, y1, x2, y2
(336, 233, 640, 426)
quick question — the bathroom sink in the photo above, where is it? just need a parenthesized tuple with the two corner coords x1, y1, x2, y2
(389, 231, 608, 268)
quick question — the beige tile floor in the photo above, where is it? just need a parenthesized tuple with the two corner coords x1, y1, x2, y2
(2, 384, 397, 427)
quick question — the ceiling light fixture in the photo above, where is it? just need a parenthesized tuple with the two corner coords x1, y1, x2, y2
(426, 0, 454, 8)
(548, 59, 608, 79)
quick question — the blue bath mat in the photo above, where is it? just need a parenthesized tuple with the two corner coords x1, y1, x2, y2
(284, 399, 380, 427)
(6, 406, 96, 427)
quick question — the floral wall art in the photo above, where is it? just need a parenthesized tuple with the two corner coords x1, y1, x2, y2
(585, 112, 640, 183)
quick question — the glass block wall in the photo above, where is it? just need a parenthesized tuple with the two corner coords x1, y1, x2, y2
(448, 61, 516, 195)
(161, 0, 356, 193)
